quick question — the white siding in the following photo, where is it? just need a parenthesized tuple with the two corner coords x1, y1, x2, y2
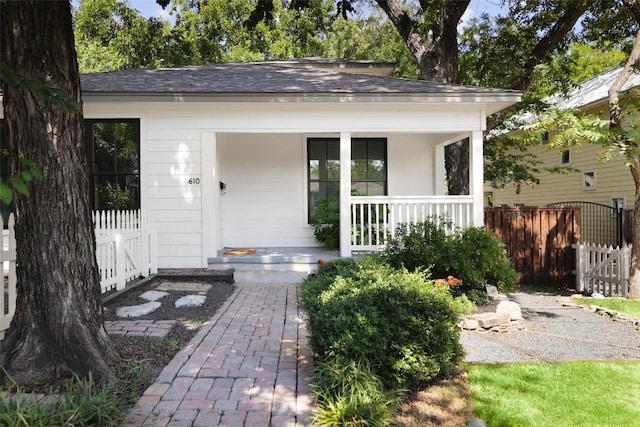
(387, 134, 434, 195)
(218, 134, 316, 248)
(82, 101, 490, 268)
(145, 117, 204, 268)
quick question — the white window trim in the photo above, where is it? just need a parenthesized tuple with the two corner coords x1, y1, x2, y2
(582, 170, 596, 190)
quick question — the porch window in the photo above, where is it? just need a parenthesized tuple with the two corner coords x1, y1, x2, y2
(307, 137, 387, 221)
(85, 119, 140, 210)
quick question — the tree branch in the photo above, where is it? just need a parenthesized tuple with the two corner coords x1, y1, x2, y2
(609, 28, 640, 128)
(516, 1, 589, 91)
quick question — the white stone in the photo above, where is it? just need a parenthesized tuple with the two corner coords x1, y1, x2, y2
(474, 312, 511, 329)
(139, 290, 170, 302)
(175, 295, 206, 308)
(460, 318, 479, 330)
(116, 301, 161, 318)
(496, 300, 523, 321)
(485, 284, 508, 300)
(591, 292, 606, 299)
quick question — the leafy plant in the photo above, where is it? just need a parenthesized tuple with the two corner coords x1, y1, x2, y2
(311, 197, 340, 249)
(312, 358, 402, 427)
(0, 373, 124, 426)
(381, 218, 518, 302)
(302, 259, 466, 389)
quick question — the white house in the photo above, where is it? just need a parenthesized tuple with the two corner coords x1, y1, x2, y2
(5, 59, 522, 268)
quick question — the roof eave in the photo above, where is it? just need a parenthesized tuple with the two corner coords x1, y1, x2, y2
(81, 91, 522, 105)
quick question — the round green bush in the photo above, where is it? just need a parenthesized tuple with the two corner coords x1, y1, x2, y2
(303, 261, 465, 389)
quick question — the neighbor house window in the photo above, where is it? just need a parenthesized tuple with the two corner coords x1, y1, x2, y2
(560, 150, 570, 165)
(85, 119, 140, 210)
(307, 137, 387, 221)
(582, 170, 596, 190)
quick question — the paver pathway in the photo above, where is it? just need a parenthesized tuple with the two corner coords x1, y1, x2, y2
(121, 282, 314, 427)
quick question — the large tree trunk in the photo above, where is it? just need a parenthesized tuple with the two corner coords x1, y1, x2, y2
(0, 1, 117, 387)
(609, 28, 640, 299)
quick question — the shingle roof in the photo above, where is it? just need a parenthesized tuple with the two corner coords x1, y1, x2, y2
(548, 66, 640, 109)
(80, 61, 520, 99)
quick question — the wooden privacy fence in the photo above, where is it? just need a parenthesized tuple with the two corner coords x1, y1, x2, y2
(573, 243, 629, 297)
(485, 207, 580, 287)
(0, 210, 157, 339)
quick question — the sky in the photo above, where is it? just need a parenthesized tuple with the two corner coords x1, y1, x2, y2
(89, 0, 508, 24)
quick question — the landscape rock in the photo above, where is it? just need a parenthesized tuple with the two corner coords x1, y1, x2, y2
(460, 318, 479, 330)
(175, 295, 206, 308)
(496, 300, 522, 321)
(473, 312, 511, 329)
(139, 290, 170, 302)
(485, 284, 508, 301)
(116, 301, 161, 318)
(591, 292, 606, 299)
(467, 418, 487, 427)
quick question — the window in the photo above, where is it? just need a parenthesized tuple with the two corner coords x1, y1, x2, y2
(85, 119, 140, 210)
(611, 197, 625, 211)
(307, 137, 387, 221)
(560, 150, 570, 165)
(582, 170, 596, 190)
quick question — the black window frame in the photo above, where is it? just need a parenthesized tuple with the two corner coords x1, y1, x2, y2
(85, 119, 141, 211)
(307, 137, 387, 223)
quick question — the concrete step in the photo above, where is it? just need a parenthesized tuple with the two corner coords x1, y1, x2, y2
(208, 247, 340, 284)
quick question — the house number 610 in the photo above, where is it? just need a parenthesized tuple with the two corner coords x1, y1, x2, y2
(188, 178, 200, 185)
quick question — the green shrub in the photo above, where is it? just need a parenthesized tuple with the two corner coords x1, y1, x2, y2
(311, 358, 401, 427)
(0, 374, 124, 426)
(302, 261, 466, 389)
(311, 198, 340, 249)
(381, 219, 518, 298)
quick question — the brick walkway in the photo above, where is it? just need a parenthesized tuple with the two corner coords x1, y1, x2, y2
(121, 282, 315, 427)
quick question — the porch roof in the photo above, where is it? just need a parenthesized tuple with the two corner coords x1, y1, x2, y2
(80, 60, 521, 110)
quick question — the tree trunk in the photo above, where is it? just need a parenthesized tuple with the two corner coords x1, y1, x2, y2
(629, 160, 640, 299)
(0, 1, 117, 387)
(608, 28, 640, 299)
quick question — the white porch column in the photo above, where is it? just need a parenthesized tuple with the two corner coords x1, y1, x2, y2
(339, 132, 352, 257)
(201, 131, 218, 267)
(434, 144, 446, 195)
(469, 130, 484, 226)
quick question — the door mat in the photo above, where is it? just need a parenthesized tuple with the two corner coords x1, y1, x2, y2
(223, 248, 257, 255)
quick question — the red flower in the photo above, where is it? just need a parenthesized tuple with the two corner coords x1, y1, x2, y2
(318, 258, 326, 264)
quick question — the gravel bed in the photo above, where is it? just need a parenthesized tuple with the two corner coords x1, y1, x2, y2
(462, 291, 640, 363)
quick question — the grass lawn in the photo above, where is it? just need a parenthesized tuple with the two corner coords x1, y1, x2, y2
(466, 361, 640, 427)
(574, 296, 640, 319)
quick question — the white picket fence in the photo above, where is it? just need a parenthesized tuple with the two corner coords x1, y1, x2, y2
(573, 242, 630, 297)
(94, 210, 158, 293)
(0, 210, 157, 338)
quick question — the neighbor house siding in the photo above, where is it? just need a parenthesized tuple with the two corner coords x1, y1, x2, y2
(491, 142, 634, 208)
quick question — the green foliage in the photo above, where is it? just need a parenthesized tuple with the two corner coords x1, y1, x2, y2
(381, 219, 518, 296)
(311, 198, 340, 249)
(0, 374, 124, 426)
(312, 358, 401, 427)
(302, 259, 466, 388)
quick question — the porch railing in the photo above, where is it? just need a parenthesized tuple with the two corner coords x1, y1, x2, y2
(349, 196, 474, 252)
(1, 209, 157, 339)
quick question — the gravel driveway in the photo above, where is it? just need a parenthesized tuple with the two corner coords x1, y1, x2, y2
(461, 290, 640, 363)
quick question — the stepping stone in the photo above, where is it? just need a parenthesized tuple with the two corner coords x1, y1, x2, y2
(139, 290, 170, 302)
(175, 295, 206, 308)
(116, 301, 161, 318)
